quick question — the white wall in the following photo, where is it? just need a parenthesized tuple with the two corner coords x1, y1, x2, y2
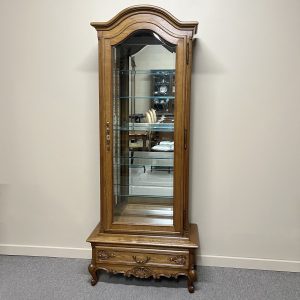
(0, 0, 299, 272)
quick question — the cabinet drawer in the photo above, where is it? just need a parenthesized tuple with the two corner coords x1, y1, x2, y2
(95, 246, 189, 268)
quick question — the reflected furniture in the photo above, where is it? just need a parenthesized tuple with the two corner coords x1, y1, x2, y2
(87, 5, 199, 293)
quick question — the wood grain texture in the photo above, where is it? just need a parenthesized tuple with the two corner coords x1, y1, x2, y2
(87, 223, 199, 249)
(95, 246, 189, 268)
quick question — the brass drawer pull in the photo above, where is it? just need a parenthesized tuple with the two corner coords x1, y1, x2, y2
(132, 255, 151, 264)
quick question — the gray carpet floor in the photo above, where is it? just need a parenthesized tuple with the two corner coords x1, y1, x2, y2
(0, 255, 299, 300)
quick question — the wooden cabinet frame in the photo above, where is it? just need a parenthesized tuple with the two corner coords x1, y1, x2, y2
(87, 5, 199, 293)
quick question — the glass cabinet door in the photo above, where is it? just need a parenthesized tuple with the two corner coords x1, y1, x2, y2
(112, 30, 176, 226)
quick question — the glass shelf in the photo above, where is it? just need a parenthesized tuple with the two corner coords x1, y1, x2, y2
(114, 163, 173, 169)
(117, 96, 175, 100)
(115, 156, 173, 160)
(114, 182, 173, 188)
(114, 123, 174, 132)
(116, 194, 173, 199)
(117, 69, 175, 75)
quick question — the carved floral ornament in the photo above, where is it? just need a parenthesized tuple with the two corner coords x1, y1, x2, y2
(125, 266, 179, 279)
(125, 266, 152, 278)
(169, 255, 187, 265)
(97, 249, 115, 260)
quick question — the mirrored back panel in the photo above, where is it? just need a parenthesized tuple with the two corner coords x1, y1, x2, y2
(112, 30, 176, 226)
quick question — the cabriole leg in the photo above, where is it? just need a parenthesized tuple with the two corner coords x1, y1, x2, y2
(88, 263, 98, 286)
(187, 269, 197, 293)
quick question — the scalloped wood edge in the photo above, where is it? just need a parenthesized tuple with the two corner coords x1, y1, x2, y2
(88, 264, 197, 293)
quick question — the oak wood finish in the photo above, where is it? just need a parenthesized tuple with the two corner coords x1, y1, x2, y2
(87, 5, 199, 293)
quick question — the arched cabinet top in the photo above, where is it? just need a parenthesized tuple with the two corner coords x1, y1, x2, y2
(91, 5, 198, 37)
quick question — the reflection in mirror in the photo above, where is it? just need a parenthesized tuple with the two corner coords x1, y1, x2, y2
(112, 30, 176, 226)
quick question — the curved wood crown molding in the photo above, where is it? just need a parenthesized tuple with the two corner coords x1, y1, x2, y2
(90, 5, 198, 36)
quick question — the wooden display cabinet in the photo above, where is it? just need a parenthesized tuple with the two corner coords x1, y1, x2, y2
(87, 5, 199, 293)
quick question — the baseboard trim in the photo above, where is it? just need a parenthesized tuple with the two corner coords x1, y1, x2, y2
(199, 254, 300, 272)
(0, 244, 299, 272)
(0, 244, 91, 259)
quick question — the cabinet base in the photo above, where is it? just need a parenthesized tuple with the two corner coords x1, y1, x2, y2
(87, 223, 199, 293)
(88, 263, 197, 293)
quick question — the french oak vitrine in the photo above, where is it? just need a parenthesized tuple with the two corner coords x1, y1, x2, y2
(87, 5, 199, 293)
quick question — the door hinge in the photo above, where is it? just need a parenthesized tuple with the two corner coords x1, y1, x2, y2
(184, 128, 188, 150)
(186, 41, 190, 65)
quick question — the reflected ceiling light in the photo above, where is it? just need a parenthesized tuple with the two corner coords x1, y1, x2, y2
(153, 32, 162, 42)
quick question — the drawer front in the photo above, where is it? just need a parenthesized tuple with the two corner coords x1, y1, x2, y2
(95, 246, 189, 268)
